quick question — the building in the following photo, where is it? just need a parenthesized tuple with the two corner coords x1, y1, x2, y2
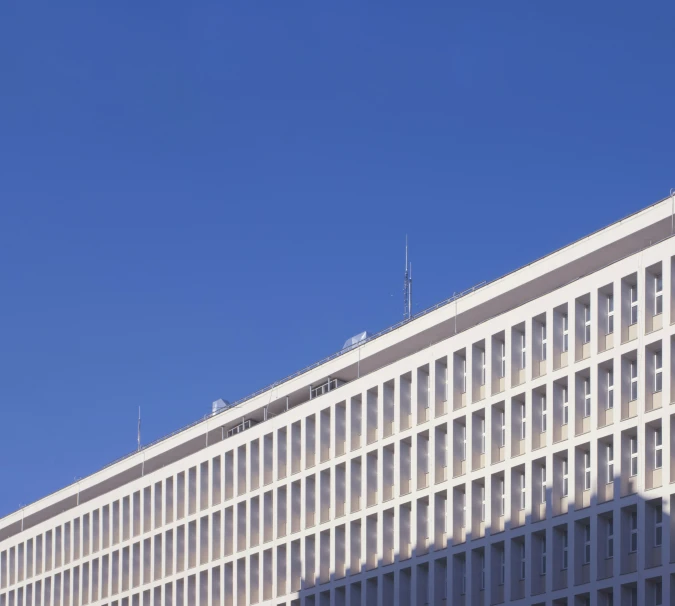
(2, 195, 675, 606)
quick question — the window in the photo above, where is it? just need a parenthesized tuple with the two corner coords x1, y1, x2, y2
(541, 536, 546, 575)
(655, 504, 663, 547)
(500, 411, 506, 447)
(541, 466, 546, 503)
(654, 351, 662, 392)
(584, 378, 591, 417)
(630, 285, 638, 325)
(629, 511, 638, 552)
(562, 386, 569, 425)
(630, 436, 638, 476)
(500, 478, 506, 516)
(499, 549, 505, 585)
(461, 425, 466, 461)
(655, 580, 663, 606)
(583, 524, 591, 564)
(655, 274, 663, 315)
(480, 418, 486, 454)
(480, 350, 486, 386)
(541, 395, 547, 433)
(584, 452, 591, 490)
(520, 402, 526, 440)
(460, 558, 466, 595)
(480, 485, 486, 522)
(541, 324, 547, 361)
(561, 529, 568, 570)
(520, 472, 526, 510)
(607, 294, 614, 334)
(607, 370, 614, 409)
(606, 518, 614, 558)
(655, 429, 662, 469)
(606, 443, 614, 484)
(583, 304, 591, 343)
(562, 458, 569, 497)
(630, 361, 638, 401)
(521, 333, 526, 369)
(480, 552, 485, 590)
(562, 314, 569, 353)
(462, 358, 466, 394)
(500, 342, 506, 378)
(461, 491, 466, 528)
(520, 543, 526, 580)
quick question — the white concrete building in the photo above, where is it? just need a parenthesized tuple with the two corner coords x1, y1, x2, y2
(3, 195, 675, 606)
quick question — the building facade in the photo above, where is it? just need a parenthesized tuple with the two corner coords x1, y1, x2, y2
(3, 196, 675, 606)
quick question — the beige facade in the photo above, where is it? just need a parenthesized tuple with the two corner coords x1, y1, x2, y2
(3, 195, 675, 605)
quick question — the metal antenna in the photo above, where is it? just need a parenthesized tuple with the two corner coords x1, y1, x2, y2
(403, 236, 413, 319)
(137, 406, 141, 452)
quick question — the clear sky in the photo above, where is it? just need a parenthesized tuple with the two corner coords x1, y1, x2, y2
(1, 2, 674, 517)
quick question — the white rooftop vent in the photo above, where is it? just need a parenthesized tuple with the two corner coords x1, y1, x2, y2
(342, 331, 370, 351)
(212, 398, 231, 415)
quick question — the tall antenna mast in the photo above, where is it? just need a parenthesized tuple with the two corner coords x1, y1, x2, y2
(137, 406, 141, 452)
(403, 236, 413, 319)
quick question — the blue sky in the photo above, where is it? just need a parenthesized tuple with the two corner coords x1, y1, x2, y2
(0, 2, 673, 516)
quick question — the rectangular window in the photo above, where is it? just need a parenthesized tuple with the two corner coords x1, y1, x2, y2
(480, 350, 486, 386)
(562, 387, 569, 425)
(584, 452, 591, 490)
(655, 274, 663, 315)
(561, 529, 568, 570)
(480, 552, 486, 590)
(584, 304, 591, 344)
(655, 504, 663, 547)
(520, 543, 526, 580)
(584, 378, 591, 417)
(607, 370, 614, 409)
(521, 333, 526, 369)
(461, 425, 466, 461)
(461, 492, 466, 529)
(654, 351, 662, 392)
(630, 285, 638, 325)
(499, 549, 505, 585)
(520, 403, 526, 440)
(520, 472, 526, 510)
(655, 580, 663, 606)
(541, 537, 546, 575)
(606, 443, 614, 484)
(562, 314, 569, 353)
(500, 342, 506, 378)
(541, 324, 547, 361)
(630, 436, 638, 476)
(480, 418, 486, 454)
(500, 411, 506, 448)
(462, 358, 467, 394)
(607, 294, 614, 334)
(630, 361, 638, 401)
(541, 395, 547, 433)
(583, 524, 591, 564)
(629, 511, 638, 552)
(562, 458, 569, 497)
(500, 478, 505, 516)
(541, 466, 546, 504)
(607, 518, 614, 558)
(655, 429, 662, 469)
(480, 485, 486, 522)
(460, 558, 466, 595)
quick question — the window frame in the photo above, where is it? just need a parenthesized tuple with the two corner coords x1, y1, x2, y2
(630, 361, 638, 401)
(630, 285, 638, 325)
(655, 504, 663, 547)
(541, 324, 547, 361)
(562, 458, 569, 497)
(583, 304, 591, 344)
(562, 386, 569, 425)
(654, 351, 662, 393)
(655, 429, 663, 470)
(541, 394, 547, 433)
(584, 377, 591, 418)
(606, 517, 614, 559)
(606, 443, 614, 484)
(607, 294, 614, 334)
(562, 313, 569, 353)
(607, 369, 614, 410)
(630, 436, 638, 476)
(584, 451, 591, 491)
(629, 510, 638, 553)
(561, 529, 568, 570)
(655, 274, 663, 316)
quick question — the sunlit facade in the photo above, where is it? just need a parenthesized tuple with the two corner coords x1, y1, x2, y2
(3, 196, 675, 605)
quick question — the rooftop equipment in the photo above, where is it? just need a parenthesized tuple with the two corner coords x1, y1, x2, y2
(342, 331, 370, 351)
(212, 398, 231, 415)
